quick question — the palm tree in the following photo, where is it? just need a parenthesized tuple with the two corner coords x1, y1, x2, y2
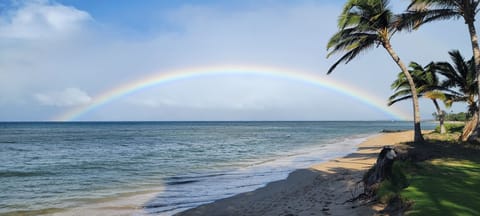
(388, 62, 448, 133)
(327, 0, 425, 143)
(397, 0, 480, 140)
(435, 50, 478, 139)
(437, 51, 477, 113)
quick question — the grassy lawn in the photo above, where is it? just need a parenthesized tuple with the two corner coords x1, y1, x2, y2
(379, 128, 480, 216)
(401, 159, 480, 216)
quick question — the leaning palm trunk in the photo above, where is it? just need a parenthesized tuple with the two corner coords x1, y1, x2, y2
(465, 16, 480, 141)
(432, 99, 446, 134)
(462, 112, 478, 141)
(383, 42, 425, 143)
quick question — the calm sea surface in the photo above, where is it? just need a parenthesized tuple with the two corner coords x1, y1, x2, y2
(0, 121, 435, 215)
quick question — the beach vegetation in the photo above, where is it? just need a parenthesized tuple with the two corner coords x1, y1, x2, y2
(379, 133, 480, 215)
(433, 111, 471, 122)
(388, 49, 477, 138)
(397, 0, 480, 141)
(327, 0, 425, 143)
(434, 122, 464, 134)
(376, 161, 410, 204)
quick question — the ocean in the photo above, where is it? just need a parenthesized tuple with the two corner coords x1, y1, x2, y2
(0, 121, 436, 215)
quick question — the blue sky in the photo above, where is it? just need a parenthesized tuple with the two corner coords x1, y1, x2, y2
(0, 0, 475, 121)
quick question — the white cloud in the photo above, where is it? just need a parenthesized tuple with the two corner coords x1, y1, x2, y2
(0, 0, 91, 39)
(34, 88, 91, 107)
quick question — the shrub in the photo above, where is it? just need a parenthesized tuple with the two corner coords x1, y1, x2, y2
(434, 123, 464, 133)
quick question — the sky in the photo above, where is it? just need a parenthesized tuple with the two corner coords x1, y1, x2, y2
(0, 0, 476, 121)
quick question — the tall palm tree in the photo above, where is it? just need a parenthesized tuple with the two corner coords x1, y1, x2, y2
(388, 62, 448, 134)
(437, 51, 477, 113)
(327, 0, 425, 143)
(397, 0, 480, 140)
(435, 50, 478, 139)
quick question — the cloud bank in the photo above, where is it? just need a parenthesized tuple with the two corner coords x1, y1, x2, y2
(34, 88, 91, 107)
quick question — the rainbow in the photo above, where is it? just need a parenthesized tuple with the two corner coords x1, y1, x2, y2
(54, 65, 411, 121)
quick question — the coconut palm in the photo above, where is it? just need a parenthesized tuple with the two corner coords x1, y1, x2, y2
(435, 50, 478, 139)
(327, 0, 424, 143)
(397, 0, 480, 140)
(388, 62, 449, 134)
(436, 51, 478, 113)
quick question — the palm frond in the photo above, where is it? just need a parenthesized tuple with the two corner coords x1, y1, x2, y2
(388, 94, 414, 106)
(432, 49, 479, 111)
(388, 59, 447, 107)
(327, 37, 376, 74)
(327, 0, 396, 74)
(396, 9, 459, 31)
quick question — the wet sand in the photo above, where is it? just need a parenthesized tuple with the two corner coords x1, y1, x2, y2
(50, 188, 164, 216)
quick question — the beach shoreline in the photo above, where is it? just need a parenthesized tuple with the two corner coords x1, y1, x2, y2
(176, 130, 415, 216)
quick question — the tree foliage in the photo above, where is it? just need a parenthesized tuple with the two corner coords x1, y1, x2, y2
(327, 0, 395, 74)
(435, 50, 479, 115)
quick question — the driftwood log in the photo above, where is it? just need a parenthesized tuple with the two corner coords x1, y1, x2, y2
(345, 146, 398, 203)
(363, 146, 397, 196)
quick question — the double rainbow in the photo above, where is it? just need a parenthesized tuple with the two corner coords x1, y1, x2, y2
(54, 65, 410, 121)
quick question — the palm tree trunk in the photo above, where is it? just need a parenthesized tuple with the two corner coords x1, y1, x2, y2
(465, 20, 480, 141)
(461, 112, 478, 141)
(383, 42, 425, 143)
(432, 99, 445, 134)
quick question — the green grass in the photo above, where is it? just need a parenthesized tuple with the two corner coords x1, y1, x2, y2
(400, 159, 480, 216)
(376, 162, 409, 204)
(374, 131, 480, 215)
(434, 122, 465, 134)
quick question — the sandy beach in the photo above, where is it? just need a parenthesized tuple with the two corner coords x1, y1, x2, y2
(177, 131, 415, 216)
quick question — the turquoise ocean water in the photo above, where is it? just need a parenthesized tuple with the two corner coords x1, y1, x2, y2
(0, 121, 435, 215)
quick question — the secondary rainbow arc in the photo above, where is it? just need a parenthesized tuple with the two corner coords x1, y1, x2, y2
(54, 65, 411, 121)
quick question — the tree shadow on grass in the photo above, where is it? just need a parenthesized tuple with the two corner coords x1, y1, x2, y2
(393, 136, 480, 216)
(401, 159, 480, 216)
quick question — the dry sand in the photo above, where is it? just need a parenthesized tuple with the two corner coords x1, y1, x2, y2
(176, 131, 415, 216)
